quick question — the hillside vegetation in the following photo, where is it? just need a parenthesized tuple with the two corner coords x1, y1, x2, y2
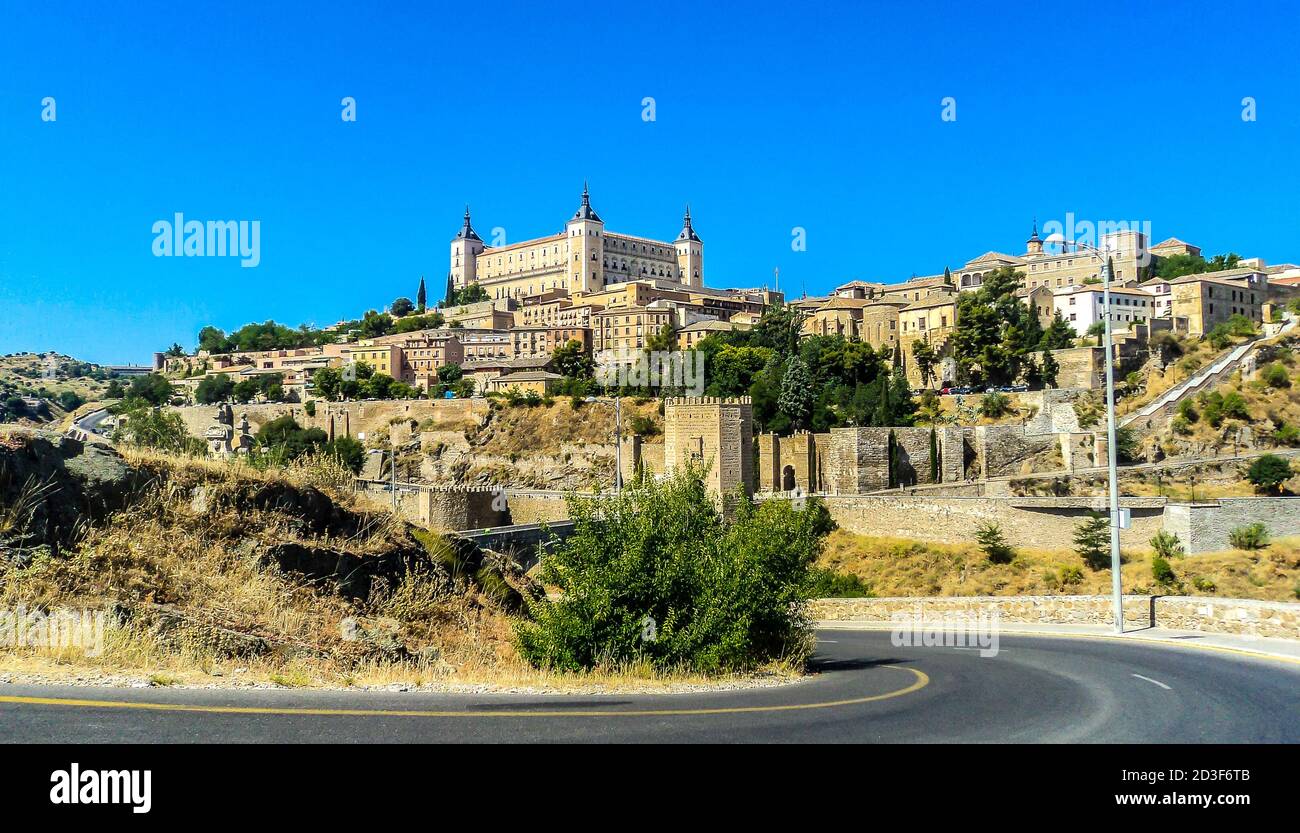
(818, 530, 1300, 602)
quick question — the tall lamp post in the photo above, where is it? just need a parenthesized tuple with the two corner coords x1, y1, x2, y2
(1045, 232, 1124, 634)
(585, 395, 622, 494)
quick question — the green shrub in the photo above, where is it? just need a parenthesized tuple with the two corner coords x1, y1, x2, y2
(1246, 454, 1293, 494)
(515, 468, 831, 673)
(975, 521, 1014, 564)
(1228, 523, 1270, 551)
(1151, 556, 1177, 587)
(629, 415, 659, 436)
(1176, 398, 1198, 424)
(808, 569, 873, 598)
(1273, 422, 1300, 446)
(1171, 415, 1191, 435)
(1149, 530, 1184, 560)
(980, 392, 1010, 418)
(1058, 565, 1084, 586)
(1262, 362, 1291, 389)
(1192, 576, 1217, 592)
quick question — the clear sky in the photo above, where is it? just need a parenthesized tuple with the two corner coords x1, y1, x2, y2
(2, 0, 1298, 364)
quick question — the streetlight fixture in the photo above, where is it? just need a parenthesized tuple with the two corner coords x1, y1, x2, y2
(584, 395, 622, 494)
(1044, 231, 1125, 634)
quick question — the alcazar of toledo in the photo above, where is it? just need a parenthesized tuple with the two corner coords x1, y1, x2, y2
(450, 183, 705, 299)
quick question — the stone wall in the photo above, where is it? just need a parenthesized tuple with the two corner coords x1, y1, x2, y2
(821, 495, 1166, 547)
(978, 425, 1061, 478)
(811, 594, 1300, 640)
(1164, 498, 1300, 553)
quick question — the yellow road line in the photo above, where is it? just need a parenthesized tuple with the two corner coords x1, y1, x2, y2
(0, 665, 928, 718)
(820, 625, 1300, 666)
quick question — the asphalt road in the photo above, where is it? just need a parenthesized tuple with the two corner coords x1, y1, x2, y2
(1, 630, 1297, 743)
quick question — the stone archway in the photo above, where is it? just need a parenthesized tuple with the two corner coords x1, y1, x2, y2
(782, 465, 796, 492)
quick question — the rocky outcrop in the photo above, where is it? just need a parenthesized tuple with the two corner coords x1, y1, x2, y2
(0, 431, 137, 557)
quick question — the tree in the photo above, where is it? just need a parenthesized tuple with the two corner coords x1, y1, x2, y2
(911, 338, 938, 387)
(552, 340, 593, 380)
(105, 379, 126, 399)
(1039, 312, 1076, 351)
(436, 363, 463, 385)
(113, 405, 201, 455)
(1073, 511, 1111, 570)
(126, 373, 174, 406)
(514, 466, 830, 673)
(165, 343, 186, 357)
(1040, 350, 1060, 388)
(444, 272, 455, 307)
(312, 367, 342, 401)
(326, 436, 364, 473)
(195, 373, 236, 404)
(56, 390, 84, 412)
(975, 521, 1014, 564)
(1246, 454, 1293, 494)
(778, 356, 814, 430)
(197, 326, 228, 354)
(440, 283, 489, 308)
(416, 276, 427, 313)
(390, 297, 415, 317)
(256, 415, 328, 461)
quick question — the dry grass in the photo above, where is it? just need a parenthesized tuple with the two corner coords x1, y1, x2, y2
(818, 530, 1300, 602)
(476, 399, 662, 456)
(0, 444, 798, 691)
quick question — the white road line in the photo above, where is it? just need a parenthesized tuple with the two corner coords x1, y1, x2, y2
(816, 640, 838, 644)
(1132, 673, 1172, 690)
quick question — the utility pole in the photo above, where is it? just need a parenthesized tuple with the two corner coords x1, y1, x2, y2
(1101, 256, 1124, 634)
(615, 396, 622, 494)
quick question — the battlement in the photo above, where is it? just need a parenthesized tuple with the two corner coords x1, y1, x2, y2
(661, 396, 752, 407)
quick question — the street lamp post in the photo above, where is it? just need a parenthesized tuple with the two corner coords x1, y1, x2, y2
(1046, 233, 1125, 634)
(585, 395, 622, 494)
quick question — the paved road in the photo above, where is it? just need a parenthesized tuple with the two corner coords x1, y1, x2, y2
(74, 407, 111, 435)
(1, 630, 1296, 743)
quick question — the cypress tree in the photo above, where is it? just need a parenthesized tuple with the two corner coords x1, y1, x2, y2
(416, 275, 427, 312)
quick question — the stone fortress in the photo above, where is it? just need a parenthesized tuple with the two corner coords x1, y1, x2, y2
(450, 184, 705, 300)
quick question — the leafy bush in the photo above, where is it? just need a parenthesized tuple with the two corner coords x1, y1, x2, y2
(629, 415, 659, 436)
(975, 521, 1014, 564)
(1273, 422, 1300, 446)
(1228, 523, 1270, 551)
(1262, 362, 1291, 389)
(1149, 530, 1184, 560)
(1151, 556, 1177, 587)
(808, 568, 873, 598)
(1246, 454, 1293, 494)
(1192, 576, 1217, 592)
(1176, 398, 1198, 424)
(515, 468, 831, 673)
(980, 392, 1010, 418)
(1058, 565, 1083, 586)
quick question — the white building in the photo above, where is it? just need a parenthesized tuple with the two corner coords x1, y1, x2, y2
(1053, 284, 1153, 335)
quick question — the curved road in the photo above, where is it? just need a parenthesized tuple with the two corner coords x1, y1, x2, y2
(1, 630, 1296, 742)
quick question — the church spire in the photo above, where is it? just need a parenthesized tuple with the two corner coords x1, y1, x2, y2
(454, 205, 481, 242)
(572, 182, 602, 222)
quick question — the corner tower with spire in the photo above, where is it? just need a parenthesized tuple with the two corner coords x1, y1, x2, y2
(565, 182, 605, 294)
(449, 206, 484, 290)
(1025, 218, 1044, 256)
(675, 205, 704, 288)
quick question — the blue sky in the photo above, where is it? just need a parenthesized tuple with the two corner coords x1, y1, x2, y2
(1, 0, 1298, 364)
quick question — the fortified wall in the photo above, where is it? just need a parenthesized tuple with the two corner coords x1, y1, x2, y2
(760, 389, 1108, 494)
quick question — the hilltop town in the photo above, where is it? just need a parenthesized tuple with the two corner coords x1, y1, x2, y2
(6, 194, 1300, 690)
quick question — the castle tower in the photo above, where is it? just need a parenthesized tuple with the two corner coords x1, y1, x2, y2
(449, 206, 485, 290)
(1025, 218, 1044, 256)
(565, 183, 604, 294)
(663, 397, 754, 504)
(675, 205, 703, 288)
